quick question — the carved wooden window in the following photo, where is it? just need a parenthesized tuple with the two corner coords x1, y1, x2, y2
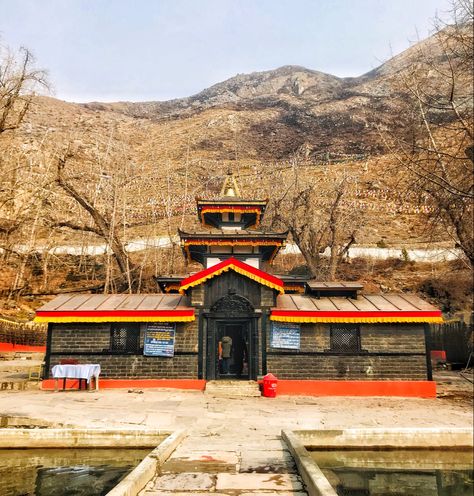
(110, 323, 140, 353)
(330, 324, 361, 353)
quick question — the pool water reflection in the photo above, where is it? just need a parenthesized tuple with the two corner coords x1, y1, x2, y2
(309, 449, 473, 496)
(0, 448, 151, 496)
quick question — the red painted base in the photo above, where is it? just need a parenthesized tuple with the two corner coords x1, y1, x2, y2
(41, 379, 207, 391)
(40, 378, 435, 397)
(0, 342, 46, 353)
(258, 380, 437, 398)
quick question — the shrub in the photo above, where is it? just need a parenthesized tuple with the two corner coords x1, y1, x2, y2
(419, 271, 473, 315)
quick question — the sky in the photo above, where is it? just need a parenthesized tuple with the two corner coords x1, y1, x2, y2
(0, 0, 453, 103)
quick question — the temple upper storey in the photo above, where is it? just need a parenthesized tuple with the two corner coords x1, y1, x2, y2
(180, 172, 287, 269)
(196, 172, 268, 230)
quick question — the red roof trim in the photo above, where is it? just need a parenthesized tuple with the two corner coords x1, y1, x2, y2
(36, 310, 194, 318)
(271, 310, 442, 318)
(199, 205, 265, 209)
(180, 257, 283, 290)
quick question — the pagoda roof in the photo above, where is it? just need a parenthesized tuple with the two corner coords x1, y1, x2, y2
(196, 198, 268, 206)
(178, 228, 288, 264)
(196, 173, 266, 204)
(307, 281, 364, 291)
(218, 171, 242, 198)
(34, 294, 195, 323)
(196, 173, 269, 229)
(306, 280, 364, 299)
(276, 275, 310, 282)
(195, 201, 269, 229)
(178, 228, 288, 239)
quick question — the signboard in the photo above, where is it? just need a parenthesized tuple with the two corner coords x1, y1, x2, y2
(270, 322, 301, 350)
(144, 323, 176, 357)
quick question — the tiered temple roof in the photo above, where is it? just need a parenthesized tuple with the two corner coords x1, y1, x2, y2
(196, 172, 268, 229)
(178, 228, 288, 265)
(179, 172, 287, 268)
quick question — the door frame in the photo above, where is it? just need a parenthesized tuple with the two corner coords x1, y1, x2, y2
(204, 315, 258, 380)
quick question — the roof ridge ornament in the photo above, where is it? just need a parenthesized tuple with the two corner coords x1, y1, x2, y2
(220, 171, 241, 198)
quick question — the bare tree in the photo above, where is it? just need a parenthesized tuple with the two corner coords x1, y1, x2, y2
(0, 43, 48, 228)
(0, 44, 48, 135)
(52, 143, 139, 292)
(384, 0, 473, 266)
(269, 160, 361, 280)
(0, 44, 49, 297)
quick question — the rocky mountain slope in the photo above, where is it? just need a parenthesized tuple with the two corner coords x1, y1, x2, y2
(82, 63, 378, 160)
(78, 30, 447, 161)
(3, 27, 462, 249)
(2, 24, 472, 312)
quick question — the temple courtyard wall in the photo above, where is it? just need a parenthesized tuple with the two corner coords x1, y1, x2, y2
(47, 321, 199, 379)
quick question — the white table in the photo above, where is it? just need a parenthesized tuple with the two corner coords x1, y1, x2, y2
(52, 364, 101, 391)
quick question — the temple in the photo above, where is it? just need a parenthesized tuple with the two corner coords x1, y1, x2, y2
(35, 173, 442, 396)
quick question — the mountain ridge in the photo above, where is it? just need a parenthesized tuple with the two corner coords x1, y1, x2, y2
(80, 29, 443, 121)
(19, 26, 463, 164)
(72, 30, 452, 161)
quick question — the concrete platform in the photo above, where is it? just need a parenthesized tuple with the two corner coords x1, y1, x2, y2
(0, 371, 471, 495)
(0, 359, 43, 373)
(216, 473, 303, 491)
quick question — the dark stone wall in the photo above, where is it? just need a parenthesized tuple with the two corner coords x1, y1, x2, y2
(190, 285, 205, 306)
(266, 323, 428, 380)
(261, 286, 277, 307)
(47, 315, 429, 381)
(265, 354, 427, 380)
(49, 354, 198, 379)
(47, 319, 199, 379)
(50, 324, 111, 353)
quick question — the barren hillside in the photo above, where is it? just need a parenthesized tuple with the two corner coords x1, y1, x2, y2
(3, 28, 462, 251)
(0, 22, 472, 316)
(79, 30, 450, 160)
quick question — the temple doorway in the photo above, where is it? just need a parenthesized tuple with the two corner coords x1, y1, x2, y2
(205, 317, 256, 380)
(204, 290, 258, 381)
(217, 322, 249, 379)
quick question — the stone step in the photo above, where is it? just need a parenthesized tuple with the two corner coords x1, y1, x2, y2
(205, 382, 260, 392)
(204, 380, 261, 397)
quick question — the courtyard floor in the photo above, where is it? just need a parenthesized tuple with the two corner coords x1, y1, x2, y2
(0, 372, 472, 495)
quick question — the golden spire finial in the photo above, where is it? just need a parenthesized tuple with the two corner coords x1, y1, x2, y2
(220, 171, 241, 197)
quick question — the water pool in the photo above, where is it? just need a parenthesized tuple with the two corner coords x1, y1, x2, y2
(309, 449, 473, 496)
(283, 428, 474, 496)
(0, 448, 151, 496)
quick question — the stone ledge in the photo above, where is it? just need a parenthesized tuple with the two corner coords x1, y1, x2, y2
(282, 428, 474, 496)
(0, 427, 171, 449)
(109, 429, 187, 496)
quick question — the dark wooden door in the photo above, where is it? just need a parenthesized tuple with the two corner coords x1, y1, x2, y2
(206, 317, 257, 380)
(204, 290, 258, 380)
(217, 322, 249, 379)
